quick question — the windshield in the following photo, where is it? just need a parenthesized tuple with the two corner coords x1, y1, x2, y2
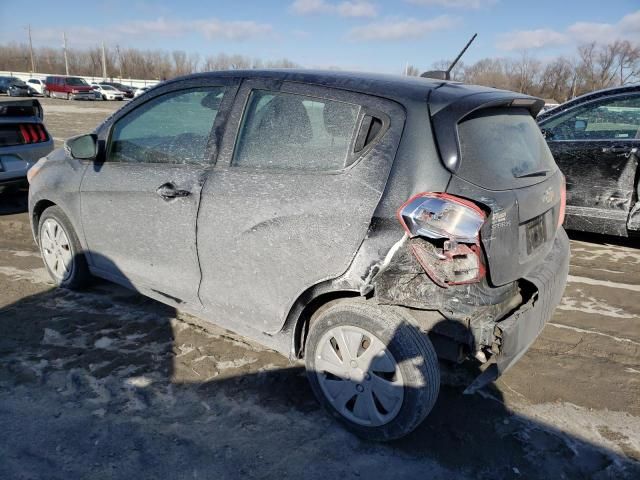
(10, 78, 26, 86)
(67, 77, 88, 86)
(101, 85, 116, 91)
(456, 107, 557, 190)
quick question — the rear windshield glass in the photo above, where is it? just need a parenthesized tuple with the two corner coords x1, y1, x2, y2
(457, 108, 557, 190)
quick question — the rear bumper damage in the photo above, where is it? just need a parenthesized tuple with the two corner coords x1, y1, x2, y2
(465, 228, 570, 392)
(372, 228, 570, 393)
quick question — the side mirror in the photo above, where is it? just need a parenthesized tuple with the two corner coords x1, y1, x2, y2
(574, 119, 587, 131)
(65, 134, 98, 160)
(540, 127, 554, 140)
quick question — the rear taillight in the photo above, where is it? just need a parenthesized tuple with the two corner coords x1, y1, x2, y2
(18, 124, 48, 144)
(558, 174, 566, 229)
(397, 193, 486, 287)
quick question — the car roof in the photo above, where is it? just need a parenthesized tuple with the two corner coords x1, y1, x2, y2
(538, 83, 640, 121)
(162, 69, 500, 103)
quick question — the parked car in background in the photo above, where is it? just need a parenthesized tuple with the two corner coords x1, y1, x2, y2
(0, 99, 53, 192)
(538, 84, 640, 237)
(28, 70, 569, 440)
(0, 77, 32, 97)
(102, 82, 135, 98)
(44, 76, 95, 100)
(90, 84, 125, 101)
(133, 86, 150, 98)
(538, 100, 560, 116)
(27, 78, 46, 95)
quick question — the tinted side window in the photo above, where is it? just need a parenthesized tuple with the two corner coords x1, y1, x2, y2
(544, 94, 640, 141)
(233, 90, 360, 171)
(108, 87, 225, 165)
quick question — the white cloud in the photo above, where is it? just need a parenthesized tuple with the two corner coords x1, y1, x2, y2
(567, 10, 640, 45)
(348, 15, 458, 41)
(497, 29, 569, 51)
(31, 17, 274, 47)
(291, 0, 377, 17)
(338, 1, 378, 17)
(497, 10, 640, 51)
(407, 0, 497, 8)
(194, 20, 273, 41)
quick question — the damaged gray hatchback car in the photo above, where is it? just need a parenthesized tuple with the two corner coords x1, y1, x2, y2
(28, 70, 569, 440)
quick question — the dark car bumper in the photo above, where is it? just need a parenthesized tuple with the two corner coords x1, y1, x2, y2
(0, 141, 54, 185)
(8, 87, 31, 97)
(465, 227, 570, 393)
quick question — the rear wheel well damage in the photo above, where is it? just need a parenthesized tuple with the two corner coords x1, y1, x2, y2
(288, 290, 361, 359)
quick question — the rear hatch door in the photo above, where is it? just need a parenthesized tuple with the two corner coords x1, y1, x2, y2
(429, 86, 563, 286)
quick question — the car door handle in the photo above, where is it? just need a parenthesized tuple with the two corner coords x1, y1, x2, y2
(602, 145, 636, 154)
(156, 182, 191, 200)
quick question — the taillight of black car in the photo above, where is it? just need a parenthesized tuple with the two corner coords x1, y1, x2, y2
(397, 193, 487, 287)
(0, 123, 48, 147)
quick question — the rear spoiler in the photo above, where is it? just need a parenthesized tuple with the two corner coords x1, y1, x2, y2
(0, 99, 44, 121)
(429, 88, 544, 172)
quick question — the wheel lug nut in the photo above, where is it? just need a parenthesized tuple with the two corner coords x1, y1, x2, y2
(350, 360, 358, 368)
(356, 384, 364, 393)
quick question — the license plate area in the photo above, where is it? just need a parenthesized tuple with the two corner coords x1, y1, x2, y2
(525, 215, 546, 254)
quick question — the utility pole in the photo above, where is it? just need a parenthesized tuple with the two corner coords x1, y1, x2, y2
(116, 45, 123, 79)
(101, 42, 107, 79)
(27, 24, 35, 72)
(63, 32, 69, 75)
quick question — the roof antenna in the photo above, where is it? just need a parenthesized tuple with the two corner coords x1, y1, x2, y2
(421, 33, 477, 81)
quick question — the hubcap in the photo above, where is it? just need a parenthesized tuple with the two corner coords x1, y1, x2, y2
(40, 219, 73, 281)
(315, 325, 404, 427)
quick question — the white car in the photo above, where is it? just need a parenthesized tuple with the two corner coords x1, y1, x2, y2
(91, 84, 125, 101)
(133, 86, 150, 98)
(26, 78, 46, 95)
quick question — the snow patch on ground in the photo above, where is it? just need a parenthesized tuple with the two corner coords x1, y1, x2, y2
(558, 294, 636, 319)
(0, 266, 52, 284)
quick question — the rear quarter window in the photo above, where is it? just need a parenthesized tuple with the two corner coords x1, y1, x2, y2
(457, 107, 557, 190)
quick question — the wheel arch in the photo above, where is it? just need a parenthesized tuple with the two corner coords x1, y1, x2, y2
(282, 284, 361, 360)
(31, 199, 57, 243)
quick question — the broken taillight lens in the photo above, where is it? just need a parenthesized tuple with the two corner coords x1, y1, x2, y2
(558, 174, 566, 229)
(397, 193, 486, 242)
(397, 193, 487, 287)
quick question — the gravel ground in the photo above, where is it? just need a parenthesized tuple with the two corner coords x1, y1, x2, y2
(0, 97, 638, 479)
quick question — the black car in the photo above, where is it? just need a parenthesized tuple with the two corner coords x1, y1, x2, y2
(0, 99, 54, 191)
(538, 85, 640, 236)
(0, 77, 32, 97)
(102, 82, 135, 98)
(27, 70, 569, 440)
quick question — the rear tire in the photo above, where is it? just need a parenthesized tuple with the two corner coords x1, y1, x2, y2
(305, 300, 440, 441)
(38, 206, 92, 290)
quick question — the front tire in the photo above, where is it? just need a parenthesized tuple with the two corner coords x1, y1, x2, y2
(38, 206, 91, 289)
(305, 300, 440, 441)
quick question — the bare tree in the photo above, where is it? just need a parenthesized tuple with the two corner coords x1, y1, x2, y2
(405, 64, 421, 76)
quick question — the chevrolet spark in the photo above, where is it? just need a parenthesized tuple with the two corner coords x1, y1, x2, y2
(28, 70, 569, 440)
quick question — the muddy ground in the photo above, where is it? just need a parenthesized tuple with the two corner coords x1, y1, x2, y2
(0, 97, 639, 479)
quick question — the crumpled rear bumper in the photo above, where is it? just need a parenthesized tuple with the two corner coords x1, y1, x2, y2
(465, 227, 570, 393)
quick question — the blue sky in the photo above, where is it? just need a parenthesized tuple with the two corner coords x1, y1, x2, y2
(1, 0, 639, 73)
